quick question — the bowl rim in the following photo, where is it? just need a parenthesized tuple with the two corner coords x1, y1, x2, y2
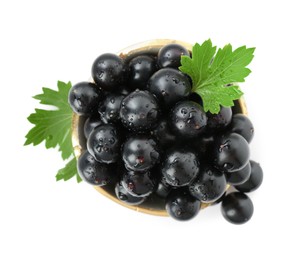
(72, 39, 248, 216)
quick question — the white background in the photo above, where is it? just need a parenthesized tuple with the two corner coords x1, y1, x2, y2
(0, 0, 299, 259)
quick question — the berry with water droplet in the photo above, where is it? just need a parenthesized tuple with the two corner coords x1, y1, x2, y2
(115, 181, 146, 205)
(92, 53, 128, 91)
(128, 55, 157, 90)
(68, 82, 104, 116)
(121, 170, 156, 197)
(122, 136, 160, 172)
(98, 93, 125, 124)
(161, 147, 200, 187)
(77, 150, 116, 186)
(87, 124, 120, 164)
(189, 165, 226, 203)
(148, 68, 191, 108)
(170, 100, 207, 138)
(119, 90, 160, 132)
(157, 43, 190, 69)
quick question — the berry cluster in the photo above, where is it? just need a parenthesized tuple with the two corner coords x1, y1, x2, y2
(68, 43, 263, 224)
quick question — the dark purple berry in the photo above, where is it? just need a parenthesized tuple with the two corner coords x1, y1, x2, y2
(115, 181, 146, 205)
(226, 162, 251, 185)
(230, 114, 254, 143)
(87, 124, 120, 164)
(92, 53, 127, 91)
(166, 188, 201, 221)
(122, 136, 160, 172)
(77, 150, 115, 186)
(157, 43, 190, 69)
(221, 192, 254, 224)
(68, 82, 103, 116)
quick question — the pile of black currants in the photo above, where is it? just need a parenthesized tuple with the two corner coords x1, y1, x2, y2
(68, 43, 263, 224)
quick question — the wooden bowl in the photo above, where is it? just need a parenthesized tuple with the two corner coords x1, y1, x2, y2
(72, 39, 248, 216)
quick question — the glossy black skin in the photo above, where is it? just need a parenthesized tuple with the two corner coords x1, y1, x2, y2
(148, 68, 191, 108)
(77, 150, 115, 186)
(92, 53, 127, 91)
(122, 136, 160, 172)
(157, 43, 190, 69)
(189, 165, 227, 203)
(161, 147, 200, 187)
(221, 192, 254, 224)
(121, 171, 156, 197)
(84, 116, 102, 139)
(206, 106, 232, 133)
(166, 188, 201, 221)
(170, 101, 207, 138)
(155, 177, 173, 198)
(235, 160, 263, 192)
(212, 133, 250, 172)
(98, 93, 125, 124)
(230, 114, 254, 143)
(115, 181, 146, 205)
(151, 118, 176, 148)
(226, 162, 251, 185)
(87, 124, 120, 164)
(128, 55, 157, 90)
(68, 82, 103, 116)
(119, 90, 160, 132)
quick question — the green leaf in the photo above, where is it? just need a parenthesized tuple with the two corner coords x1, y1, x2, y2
(179, 40, 254, 113)
(24, 81, 73, 160)
(196, 84, 243, 113)
(56, 157, 81, 183)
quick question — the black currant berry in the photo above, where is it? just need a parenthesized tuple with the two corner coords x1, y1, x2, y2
(119, 90, 160, 132)
(226, 162, 251, 185)
(115, 181, 146, 205)
(221, 192, 254, 224)
(170, 100, 207, 138)
(91, 53, 127, 91)
(189, 165, 227, 203)
(161, 147, 200, 187)
(234, 160, 263, 192)
(122, 136, 160, 172)
(166, 188, 201, 221)
(77, 150, 115, 186)
(212, 133, 250, 172)
(206, 106, 232, 132)
(98, 93, 125, 124)
(121, 171, 156, 197)
(68, 82, 103, 116)
(157, 43, 190, 69)
(148, 68, 191, 108)
(87, 124, 120, 164)
(128, 55, 157, 90)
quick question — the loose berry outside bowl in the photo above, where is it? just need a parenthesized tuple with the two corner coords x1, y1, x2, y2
(71, 39, 248, 216)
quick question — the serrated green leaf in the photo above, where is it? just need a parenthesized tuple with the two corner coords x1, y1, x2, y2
(196, 84, 243, 113)
(179, 40, 254, 113)
(24, 81, 73, 160)
(56, 157, 81, 182)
